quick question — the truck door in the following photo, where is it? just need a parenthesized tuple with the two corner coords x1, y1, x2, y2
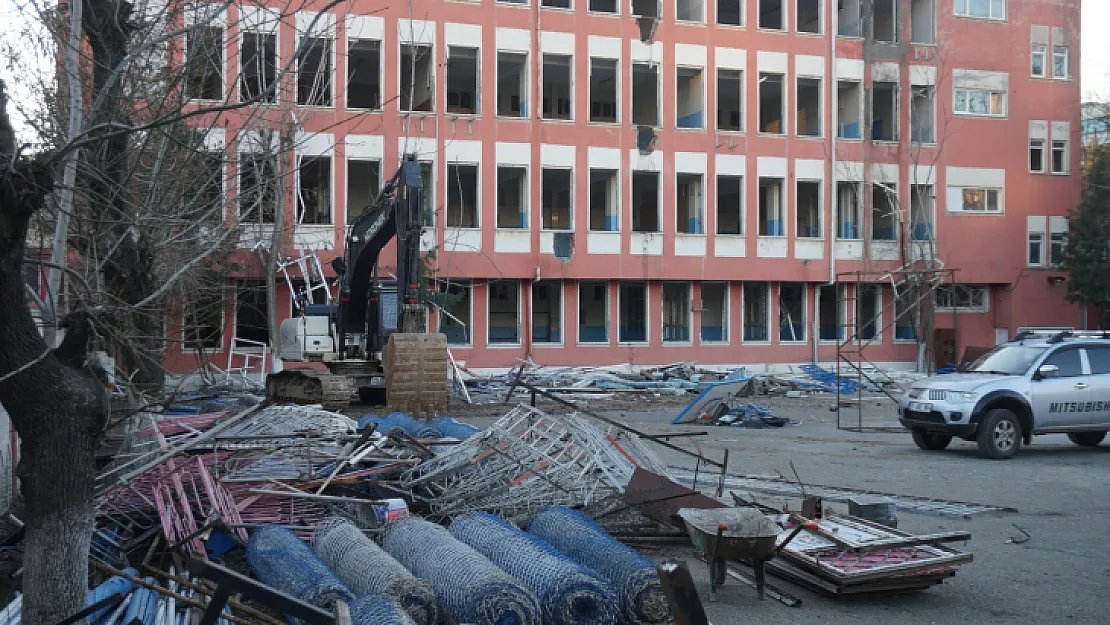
(1030, 347, 1091, 429)
(1081, 346, 1110, 427)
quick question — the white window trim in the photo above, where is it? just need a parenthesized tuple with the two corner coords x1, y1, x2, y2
(910, 85, 937, 145)
(495, 50, 529, 119)
(1052, 44, 1069, 80)
(1029, 138, 1046, 174)
(699, 282, 731, 345)
(1051, 139, 1070, 175)
(398, 41, 435, 114)
(1031, 43, 1046, 78)
(796, 178, 822, 239)
(949, 186, 1004, 214)
(953, 87, 1006, 118)
(486, 280, 522, 348)
(445, 161, 482, 230)
(576, 281, 611, 346)
(742, 282, 772, 344)
(675, 0, 706, 24)
(531, 281, 565, 347)
(1027, 231, 1045, 267)
(296, 34, 337, 109)
(675, 172, 706, 234)
(588, 56, 620, 125)
(796, 75, 823, 138)
(495, 164, 530, 230)
(445, 45, 482, 118)
(757, 72, 787, 136)
(540, 52, 575, 122)
(345, 35, 382, 111)
(715, 67, 745, 134)
(540, 166, 574, 231)
(953, 0, 1006, 21)
(675, 65, 707, 130)
(935, 285, 990, 313)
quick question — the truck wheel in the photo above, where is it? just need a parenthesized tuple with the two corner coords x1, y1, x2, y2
(1067, 431, 1107, 447)
(976, 409, 1022, 459)
(911, 428, 952, 451)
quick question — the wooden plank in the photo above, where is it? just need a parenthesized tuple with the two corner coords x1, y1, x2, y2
(655, 560, 710, 625)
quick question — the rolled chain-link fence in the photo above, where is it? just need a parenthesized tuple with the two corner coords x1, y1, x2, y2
(246, 526, 354, 620)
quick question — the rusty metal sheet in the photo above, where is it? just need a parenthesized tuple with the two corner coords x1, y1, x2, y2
(623, 468, 725, 528)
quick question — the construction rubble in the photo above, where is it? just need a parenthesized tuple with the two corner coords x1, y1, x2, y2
(0, 385, 971, 625)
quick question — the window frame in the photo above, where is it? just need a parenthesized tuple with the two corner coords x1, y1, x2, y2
(1051, 139, 1069, 175)
(952, 186, 1003, 214)
(953, 87, 1006, 118)
(953, 0, 1006, 21)
(1029, 138, 1046, 173)
(1027, 231, 1045, 267)
(1052, 44, 1069, 80)
(935, 284, 990, 313)
(1031, 43, 1046, 78)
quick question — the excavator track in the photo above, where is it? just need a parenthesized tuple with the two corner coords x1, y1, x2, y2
(265, 369, 351, 412)
(385, 333, 450, 417)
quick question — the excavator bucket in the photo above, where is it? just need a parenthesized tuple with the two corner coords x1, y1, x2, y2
(384, 333, 450, 417)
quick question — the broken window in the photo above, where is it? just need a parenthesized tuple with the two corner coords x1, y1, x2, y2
(758, 73, 783, 134)
(743, 283, 769, 341)
(632, 63, 660, 127)
(1053, 44, 1069, 79)
(542, 168, 572, 229)
(1052, 139, 1069, 174)
(677, 0, 704, 22)
(419, 161, 435, 227)
(676, 67, 705, 129)
(911, 0, 935, 44)
(856, 284, 880, 340)
(297, 156, 332, 224)
(497, 52, 527, 117)
(347, 159, 381, 223)
(239, 154, 276, 223)
(297, 37, 332, 106)
(837, 81, 861, 139)
(234, 281, 269, 347)
(759, 0, 782, 30)
(910, 185, 934, 240)
(400, 44, 434, 112)
(717, 0, 741, 25)
(838, 0, 861, 37)
(662, 283, 691, 342)
(717, 69, 742, 131)
(446, 46, 479, 115)
(936, 284, 988, 311)
(797, 180, 820, 238)
(497, 166, 527, 229)
(818, 285, 841, 341)
(954, 88, 1005, 117)
(184, 287, 224, 350)
(590, 0, 617, 12)
(532, 281, 562, 343)
(194, 151, 225, 220)
(1030, 138, 1046, 173)
(590, 58, 618, 123)
(542, 54, 573, 120)
(446, 163, 479, 228)
(911, 86, 935, 143)
(579, 281, 609, 343)
(796, 77, 820, 136)
(632, 171, 660, 232)
(676, 174, 704, 234)
(778, 283, 804, 342)
(872, 0, 897, 43)
(439, 281, 471, 344)
(589, 169, 619, 231)
(619, 282, 647, 342)
(836, 181, 861, 239)
(347, 39, 381, 109)
(871, 82, 897, 141)
(185, 25, 223, 101)
(717, 175, 742, 235)
(488, 280, 520, 344)
(241, 32, 276, 103)
(758, 178, 784, 236)
(895, 290, 915, 340)
(797, 0, 819, 33)
(701, 282, 728, 342)
(871, 183, 896, 241)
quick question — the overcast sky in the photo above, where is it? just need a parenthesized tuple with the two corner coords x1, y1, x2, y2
(1082, 2, 1109, 100)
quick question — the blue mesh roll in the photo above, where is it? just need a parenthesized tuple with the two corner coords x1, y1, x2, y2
(246, 526, 354, 615)
(348, 592, 416, 625)
(380, 517, 541, 625)
(527, 507, 667, 624)
(430, 416, 480, 439)
(450, 512, 618, 625)
(359, 413, 441, 439)
(87, 570, 137, 622)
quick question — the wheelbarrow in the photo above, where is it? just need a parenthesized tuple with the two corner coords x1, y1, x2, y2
(677, 507, 815, 601)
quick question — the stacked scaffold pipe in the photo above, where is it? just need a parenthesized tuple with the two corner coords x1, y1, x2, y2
(450, 511, 619, 625)
(246, 526, 354, 615)
(527, 506, 669, 624)
(380, 516, 541, 625)
(312, 517, 439, 625)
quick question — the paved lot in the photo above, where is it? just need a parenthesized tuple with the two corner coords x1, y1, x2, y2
(457, 394, 1110, 624)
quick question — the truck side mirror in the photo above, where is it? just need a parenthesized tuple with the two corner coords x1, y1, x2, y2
(1034, 364, 1060, 380)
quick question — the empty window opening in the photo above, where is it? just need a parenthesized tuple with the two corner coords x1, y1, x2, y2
(759, 0, 783, 30)
(590, 0, 618, 12)
(676, 174, 704, 234)
(701, 283, 728, 342)
(447, 163, 479, 228)
(186, 26, 223, 101)
(871, 82, 897, 141)
(871, 183, 897, 241)
(619, 282, 647, 342)
(184, 288, 224, 350)
(836, 181, 861, 239)
(797, 181, 820, 238)
(400, 44, 434, 112)
(910, 0, 935, 44)
(838, 0, 860, 37)
(234, 281, 270, 347)
(543, 0, 571, 7)
(497, 166, 527, 229)
(446, 46, 479, 115)
(1052, 139, 1068, 174)
(676, 67, 705, 129)
(579, 281, 609, 343)
(419, 161, 435, 227)
(542, 168, 572, 229)
(589, 169, 619, 231)
(717, 175, 742, 234)
(488, 280, 520, 344)
(872, 0, 896, 42)
(347, 159, 381, 223)
(717, 69, 743, 131)
(717, 0, 741, 25)
(497, 52, 527, 117)
(297, 37, 332, 106)
(239, 154, 276, 223)
(439, 281, 471, 344)
(1030, 138, 1045, 173)
(347, 39, 381, 109)
(796, 77, 820, 136)
(759, 73, 783, 134)
(195, 151, 224, 219)
(837, 81, 861, 139)
(532, 282, 562, 343)
(743, 283, 769, 341)
(910, 184, 934, 240)
(297, 156, 331, 224)
(797, 0, 820, 33)
(632, 63, 660, 127)
(241, 32, 276, 103)
(542, 54, 573, 120)
(663, 283, 691, 342)
(911, 86, 935, 143)
(856, 284, 880, 340)
(818, 285, 841, 340)
(590, 58, 618, 123)
(895, 291, 915, 340)
(632, 171, 660, 232)
(758, 178, 784, 236)
(778, 284, 804, 342)
(677, 0, 704, 22)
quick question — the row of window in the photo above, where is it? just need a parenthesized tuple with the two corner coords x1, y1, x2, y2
(1028, 122, 1072, 175)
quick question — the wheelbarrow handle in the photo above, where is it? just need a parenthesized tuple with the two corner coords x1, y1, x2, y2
(772, 520, 817, 557)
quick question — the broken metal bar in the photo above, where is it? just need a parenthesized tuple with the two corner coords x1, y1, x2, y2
(186, 558, 335, 625)
(54, 592, 125, 625)
(141, 565, 285, 625)
(642, 431, 709, 440)
(247, 489, 385, 505)
(90, 561, 259, 625)
(655, 559, 709, 625)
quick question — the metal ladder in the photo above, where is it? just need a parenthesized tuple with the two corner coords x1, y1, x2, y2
(279, 252, 333, 306)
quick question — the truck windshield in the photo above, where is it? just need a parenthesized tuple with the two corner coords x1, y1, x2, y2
(966, 345, 1048, 376)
